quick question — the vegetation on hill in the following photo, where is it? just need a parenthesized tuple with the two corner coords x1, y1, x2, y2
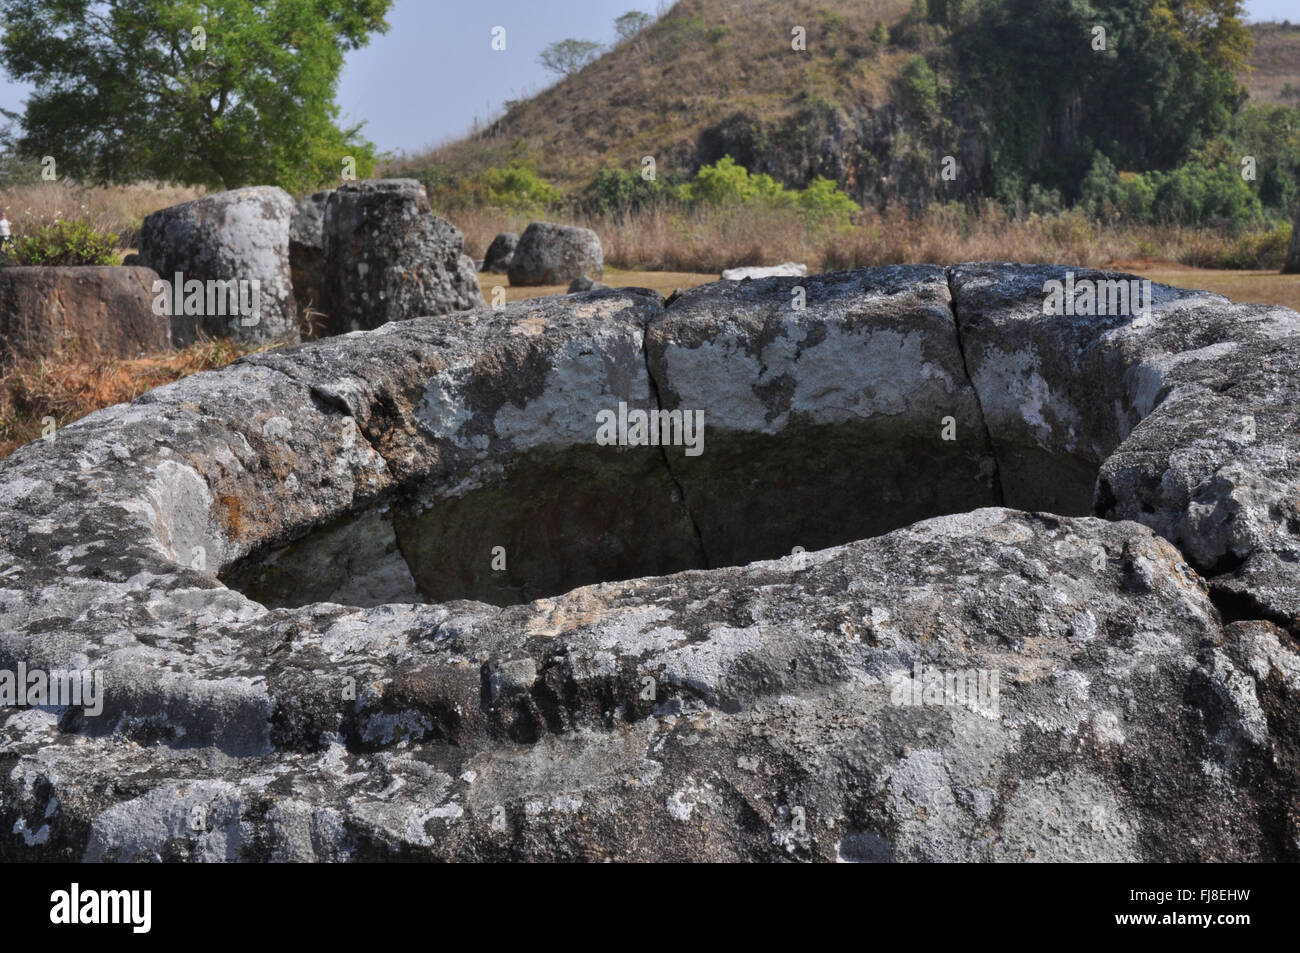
(1240, 20, 1300, 105)
(395, 0, 1298, 252)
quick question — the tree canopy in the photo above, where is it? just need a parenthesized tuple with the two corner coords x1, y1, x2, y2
(0, 0, 392, 191)
(952, 0, 1253, 202)
(538, 38, 602, 77)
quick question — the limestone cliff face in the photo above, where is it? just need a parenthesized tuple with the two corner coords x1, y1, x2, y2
(691, 99, 986, 210)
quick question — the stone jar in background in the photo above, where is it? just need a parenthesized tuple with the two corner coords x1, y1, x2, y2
(321, 179, 483, 335)
(137, 186, 299, 345)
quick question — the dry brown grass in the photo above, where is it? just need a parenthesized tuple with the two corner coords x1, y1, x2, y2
(0, 181, 205, 249)
(486, 263, 1300, 321)
(454, 201, 1289, 275)
(1116, 265, 1300, 313)
(1241, 22, 1300, 105)
(474, 267, 714, 303)
(0, 338, 261, 459)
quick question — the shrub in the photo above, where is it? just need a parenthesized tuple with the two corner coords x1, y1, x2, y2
(1149, 162, 1263, 229)
(1082, 149, 1264, 229)
(899, 55, 939, 120)
(1211, 222, 1293, 269)
(475, 163, 557, 211)
(797, 176, 858, 229)
(538, 39, 602, 77)
(4, 217, 118, 266)
(680, 156, 770, 205)
(419, 160, 557, 212)
(581, 167, 667, 218)
(675, 157, 858, 229)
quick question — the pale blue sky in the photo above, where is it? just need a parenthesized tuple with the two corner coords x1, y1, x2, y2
(0, 0, 1294, 155)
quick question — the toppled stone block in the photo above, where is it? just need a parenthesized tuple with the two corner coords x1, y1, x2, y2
(568, 275, 609, 292)
(721, 262, 808, 280)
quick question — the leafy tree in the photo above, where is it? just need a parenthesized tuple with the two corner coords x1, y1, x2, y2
(955, 0, 1252, 203)
(538, 38, 602, 77)
(869, 19, 890, 44)
(0, 0, 392, 192)
(581, 167, 666, 218)
(797, 176, 858, 228)
(899, 55, 939, 120)
(614, 11, 652, 42)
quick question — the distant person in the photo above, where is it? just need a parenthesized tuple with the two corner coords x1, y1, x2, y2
(0, 210, 11, 259)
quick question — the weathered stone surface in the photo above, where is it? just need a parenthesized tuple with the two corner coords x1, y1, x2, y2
(482, 232, 518, 273)
(320, 179, 484, 336)
(224, 288, 700, 607)
(568, 275, 609, 292)
(0, 266, 171, 366)
(289, 189, 331, 335)
(137, 186, 299, 345)
(508, 222, 603, 286)
(1, 266, 1298, 862)
(646, 266, 997, 567)
(721, 262, 808, 280)
(949, 262, 1300, 633)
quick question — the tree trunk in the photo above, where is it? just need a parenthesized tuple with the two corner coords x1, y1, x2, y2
(1285, 201, 1300, 274)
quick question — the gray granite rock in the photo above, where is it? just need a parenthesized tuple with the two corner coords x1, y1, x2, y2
(289, 189, 331, 335)
(508, 222, 603, 286)
(567, 275, 609, 292)
(1, 266, 1297, 862)
(482, 232, 518, 274)
(320, 179, 484, 336)
(137, 186, 299, 345)
(721, 262, 808, 280)
(645, 266, 997, 567)
(948, 262, 1300, 634)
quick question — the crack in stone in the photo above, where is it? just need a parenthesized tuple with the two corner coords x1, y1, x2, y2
(944, 266, 1005, 507)
(641, 311, 711, 570)
(937, 268, 1292, 635)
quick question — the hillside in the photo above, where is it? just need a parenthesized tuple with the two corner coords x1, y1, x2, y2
(410, 1, 1294, 213)
(1241, 21, 1300, 105)
(416, 0, 918, 195)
